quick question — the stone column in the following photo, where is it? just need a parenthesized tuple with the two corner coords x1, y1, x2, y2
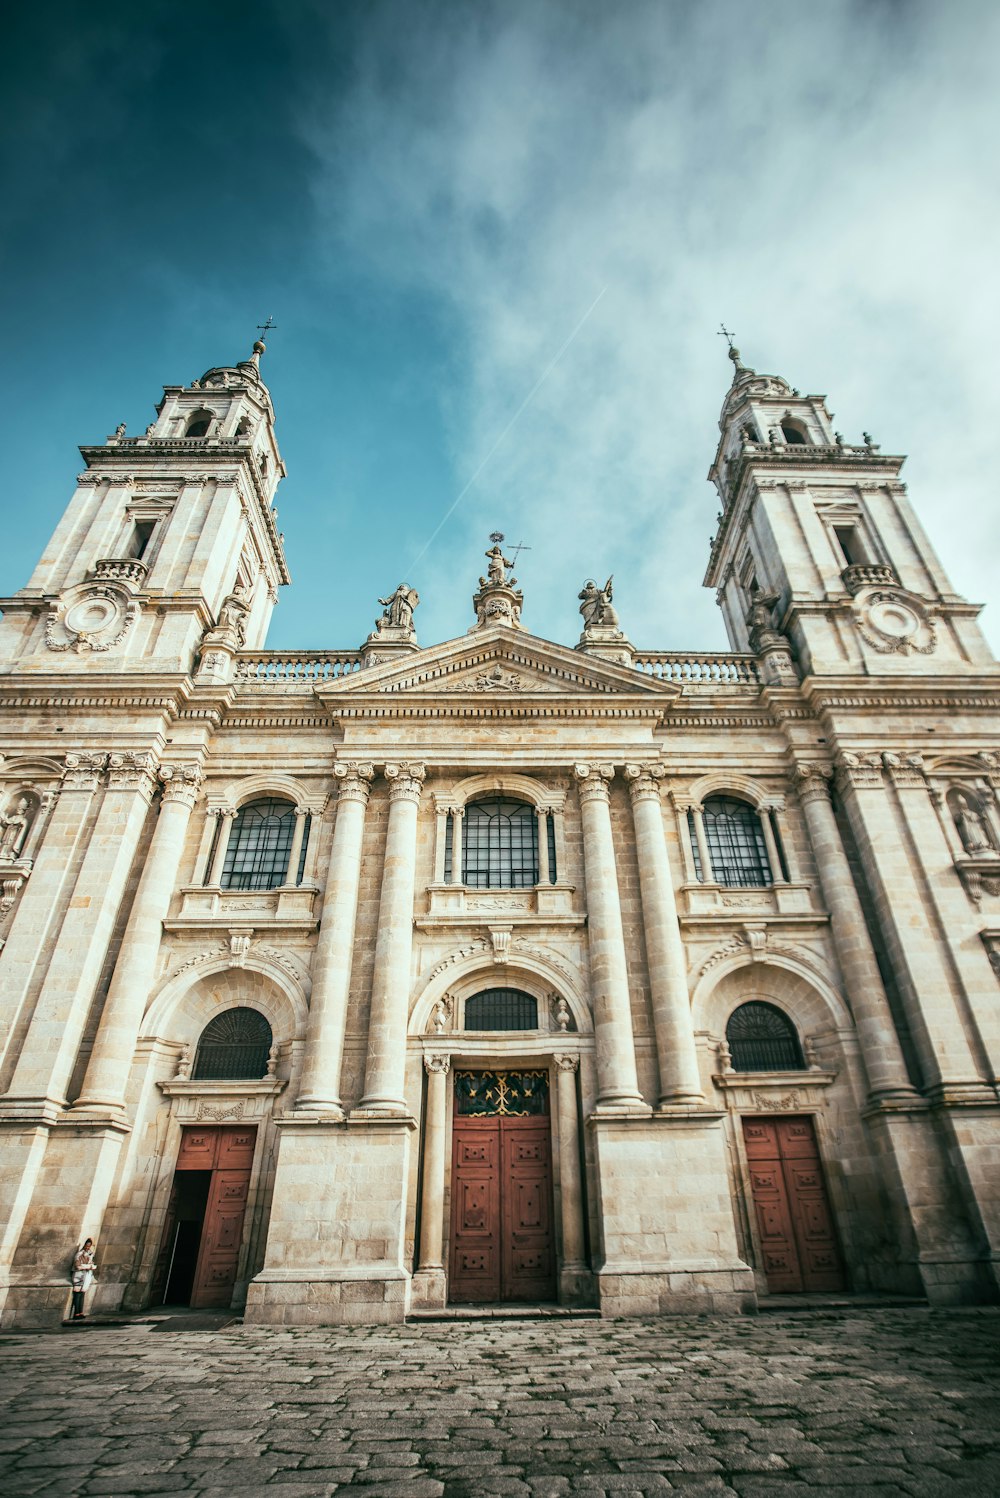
(757, 805, 785, 883)
(451, 806, 464, 884)
(0, 757, 105, 1085)
(296, 763, 374, 1113)
(793, 764, 917, 1104)
(205, 808, 236, 886)
(625, 765, 703, 1106)
(690, 804, 713, 882)
(412, 1053, 450, 1306)
(285, 806, 309, 886)
(433, 800, 450, 883)
(358, 763, 425, 1115)
(536, 807, 550, 885)
(3, 752, 160, 1119)
(554, 1054, 588, 1299)
(574, 765, 647, 1112)
(73, 764, 204, 1117)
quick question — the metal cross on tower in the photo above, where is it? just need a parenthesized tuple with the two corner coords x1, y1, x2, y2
(717, 323, 736, 352)
(256, 316, 277, 340)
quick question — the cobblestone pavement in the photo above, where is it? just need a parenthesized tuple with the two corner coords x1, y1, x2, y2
(1, 1308, 998, 1498)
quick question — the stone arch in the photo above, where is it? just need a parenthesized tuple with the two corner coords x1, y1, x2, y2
(212, 773, 317, 812)
(692, 950, 852, 1043)
(447, 773, 560, 811)
(685, 773, 776, 811)
(142, 953, 309, 1048)
(409, 948, 591, 1038)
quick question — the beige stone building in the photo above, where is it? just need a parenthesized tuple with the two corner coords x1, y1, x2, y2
(1, 339, 998, 1328)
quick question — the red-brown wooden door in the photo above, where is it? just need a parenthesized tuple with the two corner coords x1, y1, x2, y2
(450, 1116, 555, 1303)
(743, 1116, 845, 1293)
(171, 1125, 256, 1309)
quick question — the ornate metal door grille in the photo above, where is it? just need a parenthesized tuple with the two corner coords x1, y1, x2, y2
(193, 1007, 273, 1080)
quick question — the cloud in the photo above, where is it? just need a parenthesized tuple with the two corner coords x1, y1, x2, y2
(296, 0, 1000, 652)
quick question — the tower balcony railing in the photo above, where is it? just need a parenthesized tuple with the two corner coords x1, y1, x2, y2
(632, 652, 761, 683)
(91, 557, 149, 587)
(841, 563, 899, 595)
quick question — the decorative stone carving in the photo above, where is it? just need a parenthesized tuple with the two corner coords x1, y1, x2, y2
(750, 1090, 803, 1111)
(882, 752, 926, 789)
(91, 557, 148, 589)
(717, 1038, 734, 1075)
(384, 762, 426, 802)
(488, 926, 513, 964)
(107, 752, 159, 795)
(375, 583, 419, 633)
(431, 995, 454, 1034)
(362, 584, 421, 664)
(159, 763, 204, 809)
(445, 664, 524, 693)
(624, 763, 664, 802)
(950, 790, 996, 856)
(553, 1054, 579, 1073)
(577, 577, 635, 665)
(197, 1098, 246, 1121)
(265, 1043, 279, 1078)
(981, 934, 1000, 982)
(836, 751, 885, 790)
(791, 762, 833, 806)
(0, 797, 33, 861)
(574, 763, 615, 803)
(228, 929, 253, 966)
(45, 583, 140, 654)
(470, 541, 524, 631)
(206, 588, 251, 649)
(62, 753, 107, 792)
(333, 762, 375, 803)
(553, 995, 572, 1032)
(174, 1045, 192, 1081)
(424, 1054, 451, 1075)
(855, 589, 936, 655)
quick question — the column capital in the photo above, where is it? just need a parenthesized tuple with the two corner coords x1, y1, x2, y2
(424, 1053, 451, 1075)
(791, 762, 832, 806)
(106, 751, 159, 799)
(384, 762, 426, 803)
(624, 763, 664, 803)
(159, 763, 204, 808)
(210, 805, 238, 823)
(61, 751, 107, 792)
(881, 751, 927, 789)
(334, 761, 375, 804)
(554, 1053, 580, 1074)
(835, 751, 884, 790)
(574, 763, 614, 803)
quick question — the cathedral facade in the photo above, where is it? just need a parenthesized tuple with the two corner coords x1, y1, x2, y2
(1, 340, 998, 1328)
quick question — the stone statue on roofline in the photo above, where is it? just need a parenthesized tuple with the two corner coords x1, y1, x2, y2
(576, 574, 634, 666)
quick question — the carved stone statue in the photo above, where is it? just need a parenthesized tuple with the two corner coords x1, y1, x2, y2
(954, 793, 994, 856)
(114, 422, 127, 439)
(377, 583, 419, 632)
(578, 577, 619, 630)
(214, 588, 250, 646)
(484, 544, 513, 586)
(746, 587, 779, 633)
(0, 797, 32, 861)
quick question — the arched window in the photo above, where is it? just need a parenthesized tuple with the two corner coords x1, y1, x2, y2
(689, 796, 772, 887)
(780, 421, 807, 445)
(462, 796, 538, 888)
(220, 797, 303, 890)
(184, 410, 213, 438)
(726, 1002, 804, 1071)
(465, 989, 538, 1031)
(193, 1007, 272, 1080)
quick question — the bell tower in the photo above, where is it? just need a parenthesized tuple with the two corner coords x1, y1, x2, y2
(703, 344, 995, 678)
(0, 338, 289, 675)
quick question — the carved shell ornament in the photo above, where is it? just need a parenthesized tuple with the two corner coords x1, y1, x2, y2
(855, 589, 936, 656)
(45, 583, 139, 654)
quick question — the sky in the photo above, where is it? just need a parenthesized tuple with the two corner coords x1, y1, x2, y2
(3, 0, 999, 654)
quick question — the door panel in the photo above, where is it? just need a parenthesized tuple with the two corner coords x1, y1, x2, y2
(743, 1116, 844, 1294)
(449, 1111, 555, 1304)
(171, 1126, 257, 1310)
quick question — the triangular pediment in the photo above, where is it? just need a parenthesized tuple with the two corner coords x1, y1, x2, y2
(318, 625, 678, 705)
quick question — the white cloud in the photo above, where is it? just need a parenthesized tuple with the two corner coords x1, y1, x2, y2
(298, 0, 1000, 653)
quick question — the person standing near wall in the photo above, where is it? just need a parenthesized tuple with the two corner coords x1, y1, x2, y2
(69, 1239, 97, 1320)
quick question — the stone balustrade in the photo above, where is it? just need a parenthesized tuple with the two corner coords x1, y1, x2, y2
(91, 557, 149, 587)
(632, 652, 761, 683)
(841, 563, 899, 595)
(235, 652, 363, 682)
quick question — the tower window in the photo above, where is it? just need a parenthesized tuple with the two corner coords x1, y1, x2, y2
(462, 796, 538, 888)
(726, 1002, 804, 1072)
(219, 797, 303, 890)
(833, 525, 870, 568)
(127, 521, 155, 560)
(465, 988, 539, 1032)
(689, 796, 772, 887)
(193, 1007, 272, 1080)
(184, 410, 214, 438)
(780, 421, 808, 445)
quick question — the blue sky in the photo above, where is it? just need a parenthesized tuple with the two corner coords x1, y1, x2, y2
(3, 0, 999, 653)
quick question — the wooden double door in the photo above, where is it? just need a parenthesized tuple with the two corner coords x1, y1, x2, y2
(449, 1112, 556, 1304)
(155, 1125, 256, 1309)
(743, 1115, 845, 1293)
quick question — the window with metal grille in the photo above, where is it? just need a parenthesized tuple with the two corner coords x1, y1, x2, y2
(465, 989, 539, 1031)
(192, 1007, 273, 1080)
(726, 1002, 804, 1071)
(689, 797, 771, 887)
(220, 797, 304, 890)
(462, 797, 538, 888)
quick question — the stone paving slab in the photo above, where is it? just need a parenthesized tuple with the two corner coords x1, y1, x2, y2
(0, 1308, 998, 1496)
